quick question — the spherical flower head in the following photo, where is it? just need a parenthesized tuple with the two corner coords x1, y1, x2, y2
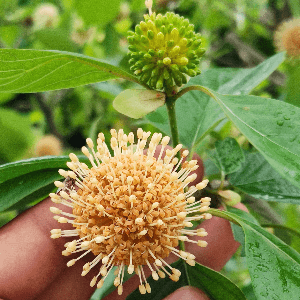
(274, 18, 300, 58)
(50, 129, 211, 295)
(35, 135, 62, 156)
(33, 3, 59, 30)
(127, 12, 205, 92)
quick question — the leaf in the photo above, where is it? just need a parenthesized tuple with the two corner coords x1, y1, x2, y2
(127, 260, 246, 300)
(0, 155, 89, 184)
(229, 152, 300, 204)
(0, 49, 141, 93)
(214, 209, 300, 300)
(0, 169, 61, 212)
(5, 183, 55, 212)
(214, 137, 245, 174)
(146, 53, 285, 149)
(0, 108, 34, 161)
(206, 90, 300, 188)
(75, 0, 121, 26)
(113, 89, 165, 119)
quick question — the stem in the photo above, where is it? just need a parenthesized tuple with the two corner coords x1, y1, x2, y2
(165, 95, 185, 250)
(35, 93, 64, 141)
(174, 85, 216, 101)
(166, 96, 180, 160)
(166, 96, 179, 147)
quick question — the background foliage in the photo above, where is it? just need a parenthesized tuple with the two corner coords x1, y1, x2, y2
(1, 0, 300, 299)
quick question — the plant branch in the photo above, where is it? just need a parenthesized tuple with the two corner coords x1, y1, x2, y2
(35, 93, 64, 141)
(165, 96, 180, 150)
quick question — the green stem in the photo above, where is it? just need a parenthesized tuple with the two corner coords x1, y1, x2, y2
(166, 96, 180, 158)
(261, 224, 300, 239)
(175, 85, 215, 101)
(165, 95, 185, 250)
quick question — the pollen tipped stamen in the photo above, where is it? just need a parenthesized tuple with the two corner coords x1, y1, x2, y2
(51, 130, 211, 294)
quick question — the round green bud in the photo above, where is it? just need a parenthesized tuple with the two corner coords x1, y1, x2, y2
(147, 30, 154, 39)
(163, 57, 172, 65)
(127, 12, 205, 91)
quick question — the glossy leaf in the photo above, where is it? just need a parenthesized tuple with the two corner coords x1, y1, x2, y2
(127, 260, 246, 300)
(230, 152, 300, 203)
(146, 53, 285, 149)
(0, 169, 61, 212)
(214, 137, 245, 174)
(214, 209, 300, 300)
(113, 89, 165, 119)
(0, 49, 140, 93)
(207, 90, 300, 188)
(0, 155, 88, 184)
(5, 183, 55, 212)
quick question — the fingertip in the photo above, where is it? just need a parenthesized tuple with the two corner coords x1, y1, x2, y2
(164, 286, 209, 300)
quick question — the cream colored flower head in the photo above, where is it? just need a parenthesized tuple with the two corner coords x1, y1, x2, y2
(274, 18, 300, 58)
(33, 3, 59, 30)
(49, 129, 211, 295)
(35, 135, 62, 157)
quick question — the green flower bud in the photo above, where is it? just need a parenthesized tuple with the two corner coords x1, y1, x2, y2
(218, 190, 241, 207)
(167, 40, 175, 48)
(135, 25, 143, 35)
(127, 12, 205, 91)
(147, 30, 154, 39)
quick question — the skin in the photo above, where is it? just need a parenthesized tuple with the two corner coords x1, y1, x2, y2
(0, 147, 247, 300)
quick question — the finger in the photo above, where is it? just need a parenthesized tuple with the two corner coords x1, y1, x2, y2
(164, 286, 210, 300)
(0, 197, 98, 300)
(32, 258, 98, 300)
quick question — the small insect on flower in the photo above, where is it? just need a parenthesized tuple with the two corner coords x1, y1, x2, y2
(50, 129, 211, 295)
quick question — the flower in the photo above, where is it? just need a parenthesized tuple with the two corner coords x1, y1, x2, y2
(32, 3, 59, 30)
(127, 11, 205, 91)
(35, 135, 62, 157)
(49, 129, 211, 295)
(274, 18, 300, 58)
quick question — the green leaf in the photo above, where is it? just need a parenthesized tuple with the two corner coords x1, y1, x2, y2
(75, 0, 121, 26)
(127, 260, 246, 300)
(205, 90, 300, 189)
(213, 209, 300, 300)
(0, 108, 34, 161)
(5, 183, 55, 212)
(214, 137, 245, 174)
(230, 152, 300, 204)
(113, 89, 165, 119)
(146, 53, 285, 149)
(0, 210, 17, 227)
(0, 169, 61, 212)
(0, 49, 141, 93)
(0, 155, 88, 184)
